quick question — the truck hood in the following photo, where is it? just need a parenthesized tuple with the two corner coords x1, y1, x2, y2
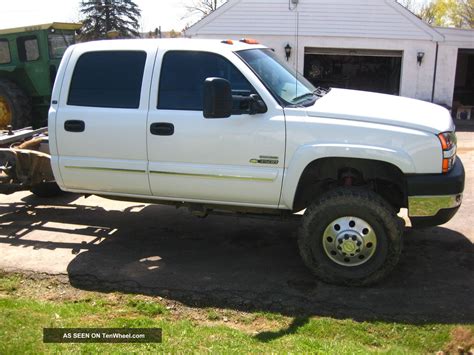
(306, 88, 454, 134)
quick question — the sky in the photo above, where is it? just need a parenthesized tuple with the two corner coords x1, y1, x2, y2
(0, 0, 196, 32)
(0, 0, 429, 33)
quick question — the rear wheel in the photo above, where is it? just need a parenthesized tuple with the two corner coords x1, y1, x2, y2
(0, 79, 32, 130)
(298, 188, 403, 286)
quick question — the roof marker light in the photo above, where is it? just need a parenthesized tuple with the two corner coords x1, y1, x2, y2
(240, 38, 260, 45)
(221, 39, 234, 45)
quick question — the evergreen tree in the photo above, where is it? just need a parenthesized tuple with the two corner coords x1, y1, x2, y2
(79, 0, 141, 40)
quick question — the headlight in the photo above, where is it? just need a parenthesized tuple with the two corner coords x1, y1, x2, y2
(438, 132, 457, 173)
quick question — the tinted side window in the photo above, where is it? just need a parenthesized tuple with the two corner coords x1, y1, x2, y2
(158, 51, 254, 110)
(68, 51, 146, 109)
(0, 40, 10, 64)
(17, 36, 40, 62)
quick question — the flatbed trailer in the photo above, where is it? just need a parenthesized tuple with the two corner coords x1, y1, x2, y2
(0, 127, 60, 197)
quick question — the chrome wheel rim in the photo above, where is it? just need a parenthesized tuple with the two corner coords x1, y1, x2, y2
(322, 216, 377, 267)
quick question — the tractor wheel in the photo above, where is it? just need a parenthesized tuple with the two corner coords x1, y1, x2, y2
(0, 79, 32, 130)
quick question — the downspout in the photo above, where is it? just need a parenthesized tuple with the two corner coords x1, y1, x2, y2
(431, 42, 439, 103)
(289, 0, 299, 90)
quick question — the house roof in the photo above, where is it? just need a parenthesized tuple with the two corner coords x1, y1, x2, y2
(434, 27, 474, 48)
(185, 0, 443, 42)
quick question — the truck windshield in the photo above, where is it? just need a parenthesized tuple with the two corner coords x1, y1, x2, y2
(48, 32, 74, 59)
(237, 48, 317, 106)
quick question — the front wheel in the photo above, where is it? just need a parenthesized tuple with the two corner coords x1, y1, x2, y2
(298, 188, 403, 286)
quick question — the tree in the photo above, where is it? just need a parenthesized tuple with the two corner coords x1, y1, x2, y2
(418, 0, 474, 28)
(457, 0, 474, 28)
(397, 0, 420, 13)
(398, 0, 473, 28)
(418, 0, 451, 25)
(169, 29, 181, 38)
(185, 0, 227, 19)
(79, 0, 141, 41)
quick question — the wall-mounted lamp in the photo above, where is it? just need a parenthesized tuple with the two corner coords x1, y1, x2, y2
(285, 43, 292, 61)
(417, 52, 425, 66)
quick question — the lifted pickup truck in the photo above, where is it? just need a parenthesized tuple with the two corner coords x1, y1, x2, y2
(6, 38, 466, 286)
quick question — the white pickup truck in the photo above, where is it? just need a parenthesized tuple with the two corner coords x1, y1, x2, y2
(5, 38, 465, 286)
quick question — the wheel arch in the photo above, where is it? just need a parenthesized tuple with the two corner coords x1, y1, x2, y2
(281, 144, 413, 211)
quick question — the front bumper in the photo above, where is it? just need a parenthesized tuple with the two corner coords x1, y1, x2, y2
(406, 158, 465, 228)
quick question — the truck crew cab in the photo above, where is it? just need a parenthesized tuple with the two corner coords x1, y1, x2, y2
(48, 39, 465, 286)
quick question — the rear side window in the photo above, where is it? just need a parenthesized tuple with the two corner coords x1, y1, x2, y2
(68, 51, 146, 109)
(158, 51, 254, 111)
(17, 36, 40, 62)
(0, 40, 10, 64)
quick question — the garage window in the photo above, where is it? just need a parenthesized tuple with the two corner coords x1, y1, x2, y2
(304, 48, 402, 95)
(0, 40, 10, 64)
(68, 51, 146, 108)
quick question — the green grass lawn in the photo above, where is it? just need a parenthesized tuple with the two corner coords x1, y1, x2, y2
(0, 273, 472, 353)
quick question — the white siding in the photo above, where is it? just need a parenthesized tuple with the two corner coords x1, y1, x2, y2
(186, 0, 474, 105)
(434, 45, 459, 106)
(435, 27, 474, 48)
(193, 33, 438, 101)
(187, 0, 440, 41)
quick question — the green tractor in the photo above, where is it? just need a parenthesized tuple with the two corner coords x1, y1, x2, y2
(0, 22, 82, 130)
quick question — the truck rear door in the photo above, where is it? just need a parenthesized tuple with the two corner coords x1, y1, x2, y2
(52, 44, 156, 195)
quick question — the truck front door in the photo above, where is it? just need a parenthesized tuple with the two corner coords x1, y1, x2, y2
(147, 50, 286, 208)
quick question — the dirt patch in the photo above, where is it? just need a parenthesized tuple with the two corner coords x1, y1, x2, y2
(0, 271, 290, 334)
(443, 327, 474, 354)
(179, 307, 291, 334)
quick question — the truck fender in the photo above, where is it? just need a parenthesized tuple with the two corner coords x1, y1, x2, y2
(280, 143, 416, 209)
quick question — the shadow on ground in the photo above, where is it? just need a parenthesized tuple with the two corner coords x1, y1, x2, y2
(1, 193, 473, 328)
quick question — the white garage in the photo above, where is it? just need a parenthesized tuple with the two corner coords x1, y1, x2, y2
(185, 0, 474, 120)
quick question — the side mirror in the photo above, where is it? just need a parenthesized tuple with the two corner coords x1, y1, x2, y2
(203, 77, 233, 119)
(249, 94, 267, 115)
(231, 94, 267, 115)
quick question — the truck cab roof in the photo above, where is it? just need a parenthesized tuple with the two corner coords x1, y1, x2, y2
(68, 38, 267, 55)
